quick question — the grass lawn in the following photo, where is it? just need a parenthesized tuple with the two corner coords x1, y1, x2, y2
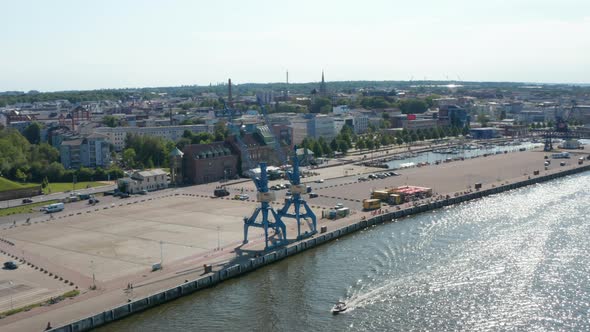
(0, 177, 38, 193)
(44, 181, 110, 194)
(0, 199, 59, 217)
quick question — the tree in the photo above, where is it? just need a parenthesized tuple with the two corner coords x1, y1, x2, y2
(338, 140, 349, 154)
(330, 138, 338, 152)
(15, 168, 27, 182)
(45, 162, 65, 182)
(214, 121, 229, 141)
(102, 115, 119, 128)
(398, 99, 428, 114)
(312, 141, 323, 157)
(311, 97, 332, 113)
(22, 122, 41, 144)
(122, 148, 136, 167)
(77, 167, 95, 181)
(355, 139, 366, 150)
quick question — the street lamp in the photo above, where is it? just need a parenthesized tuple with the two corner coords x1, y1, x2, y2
(90, 260, 96, 290)
(8, 281, 13, 309)
(160, 241, 164, 267)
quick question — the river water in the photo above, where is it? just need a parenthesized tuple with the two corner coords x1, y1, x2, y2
(101, 172, 590, 332)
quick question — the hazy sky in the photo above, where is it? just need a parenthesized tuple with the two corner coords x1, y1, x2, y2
(1, 0, 589, 91)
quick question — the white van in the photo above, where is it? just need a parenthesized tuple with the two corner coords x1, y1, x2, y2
(45, 203, 64, 213)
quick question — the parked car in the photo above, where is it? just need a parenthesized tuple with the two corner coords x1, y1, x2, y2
(237, 194, 249, 201)
(139, 190, 148, 195)
(358, 177, 368, 182)
(88, 197, 100, 204)
(3, 261, 18, 270)
(309, 192, 319, 198)
(315, 179, 324, 183)
(22, 198, 33, 204)
(120, 192, 130, 198)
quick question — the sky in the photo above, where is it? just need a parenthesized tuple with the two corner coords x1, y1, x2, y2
(0, 0, 589, 91)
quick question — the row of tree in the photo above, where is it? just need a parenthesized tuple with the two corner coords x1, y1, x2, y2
(298, 124, 469, 159)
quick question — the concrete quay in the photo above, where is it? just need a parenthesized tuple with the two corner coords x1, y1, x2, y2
(0, 149, 587, 332)
(48, 164, 590, 331)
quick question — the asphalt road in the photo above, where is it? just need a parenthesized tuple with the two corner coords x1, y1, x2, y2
(0, 184, 116, 209)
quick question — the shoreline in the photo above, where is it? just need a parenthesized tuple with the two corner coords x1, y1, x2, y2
(47, 163, 590, 332)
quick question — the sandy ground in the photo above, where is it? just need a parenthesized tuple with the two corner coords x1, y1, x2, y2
(0, 147, 586, 331)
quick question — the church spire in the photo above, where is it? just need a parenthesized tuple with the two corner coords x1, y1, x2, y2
(319, 70, 327, 96)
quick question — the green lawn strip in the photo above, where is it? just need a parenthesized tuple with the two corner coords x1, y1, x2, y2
(44, 181, 109, 194)
(0, 289, 80, 318)
(0, 200, 59, 217)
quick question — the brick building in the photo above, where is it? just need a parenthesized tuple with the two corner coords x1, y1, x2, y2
(182, 142, 239, 184)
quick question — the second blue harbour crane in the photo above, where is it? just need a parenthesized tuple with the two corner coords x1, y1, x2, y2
(229, 121, 288, 250)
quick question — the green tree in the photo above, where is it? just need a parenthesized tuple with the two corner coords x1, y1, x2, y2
(22, 122, 41, 144)
(15, 168, 27, 182)
(355, 139, 366, 150)
(330, 138, 338, 152)
(337, 140, 349, 154)
(214, 121, 229, 141)
(312, 141, 323, 157)
(311, 97, 332, 113)
(102, 115, 119, 128)
(45, 162, 65, 182)
(122, 148, 136, 167)
(398, 99, 428, 114)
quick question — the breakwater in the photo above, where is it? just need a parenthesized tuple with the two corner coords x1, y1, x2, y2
(49, 164, 590, 332)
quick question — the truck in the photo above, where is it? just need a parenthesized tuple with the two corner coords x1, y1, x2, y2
(371, 190, 390, 201)
(45, 203, 64, 213)
(363, 199, 382, 210)
(388, 194, 402, 205)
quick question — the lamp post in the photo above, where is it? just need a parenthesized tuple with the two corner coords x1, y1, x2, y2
(9, 281, 14, 309)
(90, 260, 96, 290)
(160, 241, 164, 267)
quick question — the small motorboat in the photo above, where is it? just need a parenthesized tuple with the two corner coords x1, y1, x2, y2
(331, 301, 347, 314)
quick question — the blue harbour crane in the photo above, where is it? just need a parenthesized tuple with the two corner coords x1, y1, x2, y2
(242, 162, 288, 250)
(257, 98, 317, 239)
(278, 146, 318, 240)
(229, 119, 287, 250)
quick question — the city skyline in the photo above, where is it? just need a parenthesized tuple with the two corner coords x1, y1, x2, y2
(1, 0, 589, 92)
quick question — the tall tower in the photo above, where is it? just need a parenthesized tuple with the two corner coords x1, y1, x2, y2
(228, 78, 233, 106)
(319, 70, 327, 96)
(284, 70, 289, 100)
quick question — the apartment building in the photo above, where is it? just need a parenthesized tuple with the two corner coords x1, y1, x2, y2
(94, 124, 211, 151)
